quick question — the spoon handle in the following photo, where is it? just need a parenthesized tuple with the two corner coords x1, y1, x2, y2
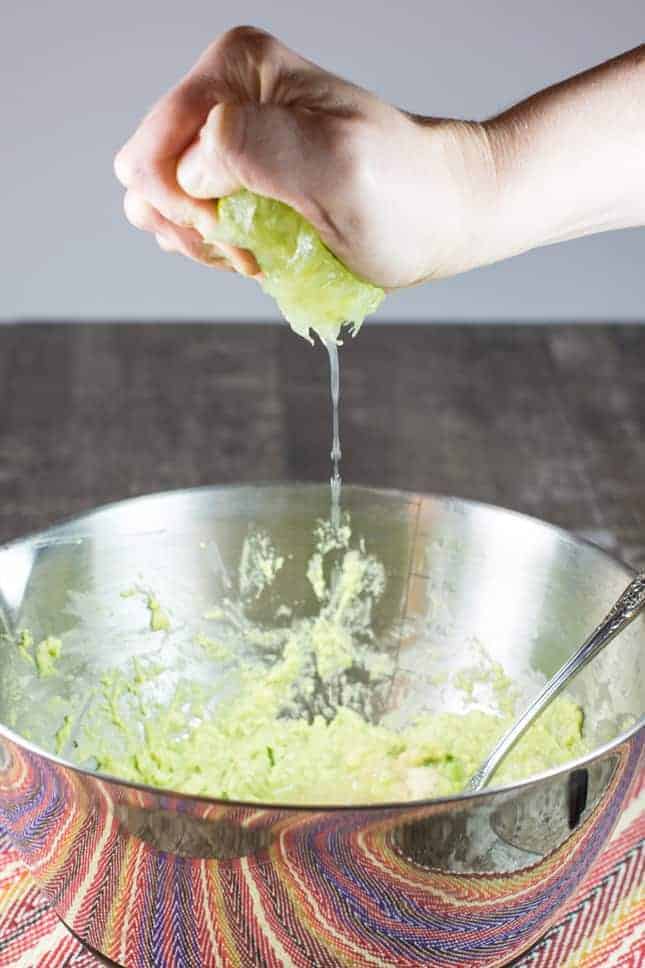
(465, 571, 645, 794)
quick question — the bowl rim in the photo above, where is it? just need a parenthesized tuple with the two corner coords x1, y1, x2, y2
(1, 481, 643, 813)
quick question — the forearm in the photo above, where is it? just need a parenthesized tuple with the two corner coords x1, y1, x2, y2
(481, 45, 645, 262)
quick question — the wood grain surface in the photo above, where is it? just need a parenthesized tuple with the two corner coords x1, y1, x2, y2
(1, 322, 644, 567)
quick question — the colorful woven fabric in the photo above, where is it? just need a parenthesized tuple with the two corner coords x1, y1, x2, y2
(1, 777, 642, 968)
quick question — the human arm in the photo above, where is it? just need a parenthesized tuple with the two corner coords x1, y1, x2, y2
(478, 44, 645, 268)
(114, 29, 645, 288)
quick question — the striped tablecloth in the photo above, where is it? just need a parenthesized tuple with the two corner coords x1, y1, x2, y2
(1, 778, 643, 968)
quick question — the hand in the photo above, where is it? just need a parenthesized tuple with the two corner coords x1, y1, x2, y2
(115, 30, 645, 289)
(114, 26, 496, 289)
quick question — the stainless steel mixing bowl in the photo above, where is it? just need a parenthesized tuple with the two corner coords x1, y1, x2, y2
(0, 484, 643, 968)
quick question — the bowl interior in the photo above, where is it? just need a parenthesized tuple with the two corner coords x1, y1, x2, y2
(0, 484, 642, 793)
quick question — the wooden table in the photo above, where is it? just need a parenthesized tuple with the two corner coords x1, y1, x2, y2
(1, 322, 644, 567)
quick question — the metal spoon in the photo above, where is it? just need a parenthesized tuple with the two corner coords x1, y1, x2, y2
(465, 571, 645, 793)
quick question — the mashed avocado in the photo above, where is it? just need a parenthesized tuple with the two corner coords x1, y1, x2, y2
(215, 190, 385, 343)
(15, 630, 62, 677)
(83, 663, 585, 804)
(57, 517, 588, 805)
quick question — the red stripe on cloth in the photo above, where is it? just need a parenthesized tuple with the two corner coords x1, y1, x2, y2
(2, 785, 643, 968)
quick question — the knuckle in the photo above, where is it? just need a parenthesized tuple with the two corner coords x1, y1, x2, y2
(113, 148, 134, 186)
(123, 191, 154, 230)
(203, 102, 242, 159)
(214, 25, 277, 61)
(115, 150, 160, 194)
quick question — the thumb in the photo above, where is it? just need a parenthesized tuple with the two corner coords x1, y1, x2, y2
(176, 103, 242, 199)
(178, 101, 326, 219)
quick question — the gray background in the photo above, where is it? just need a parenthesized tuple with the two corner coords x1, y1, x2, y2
(2, 1, 643, 322)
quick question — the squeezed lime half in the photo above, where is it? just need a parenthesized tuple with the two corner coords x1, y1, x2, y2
(216, 189, 385, 343)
